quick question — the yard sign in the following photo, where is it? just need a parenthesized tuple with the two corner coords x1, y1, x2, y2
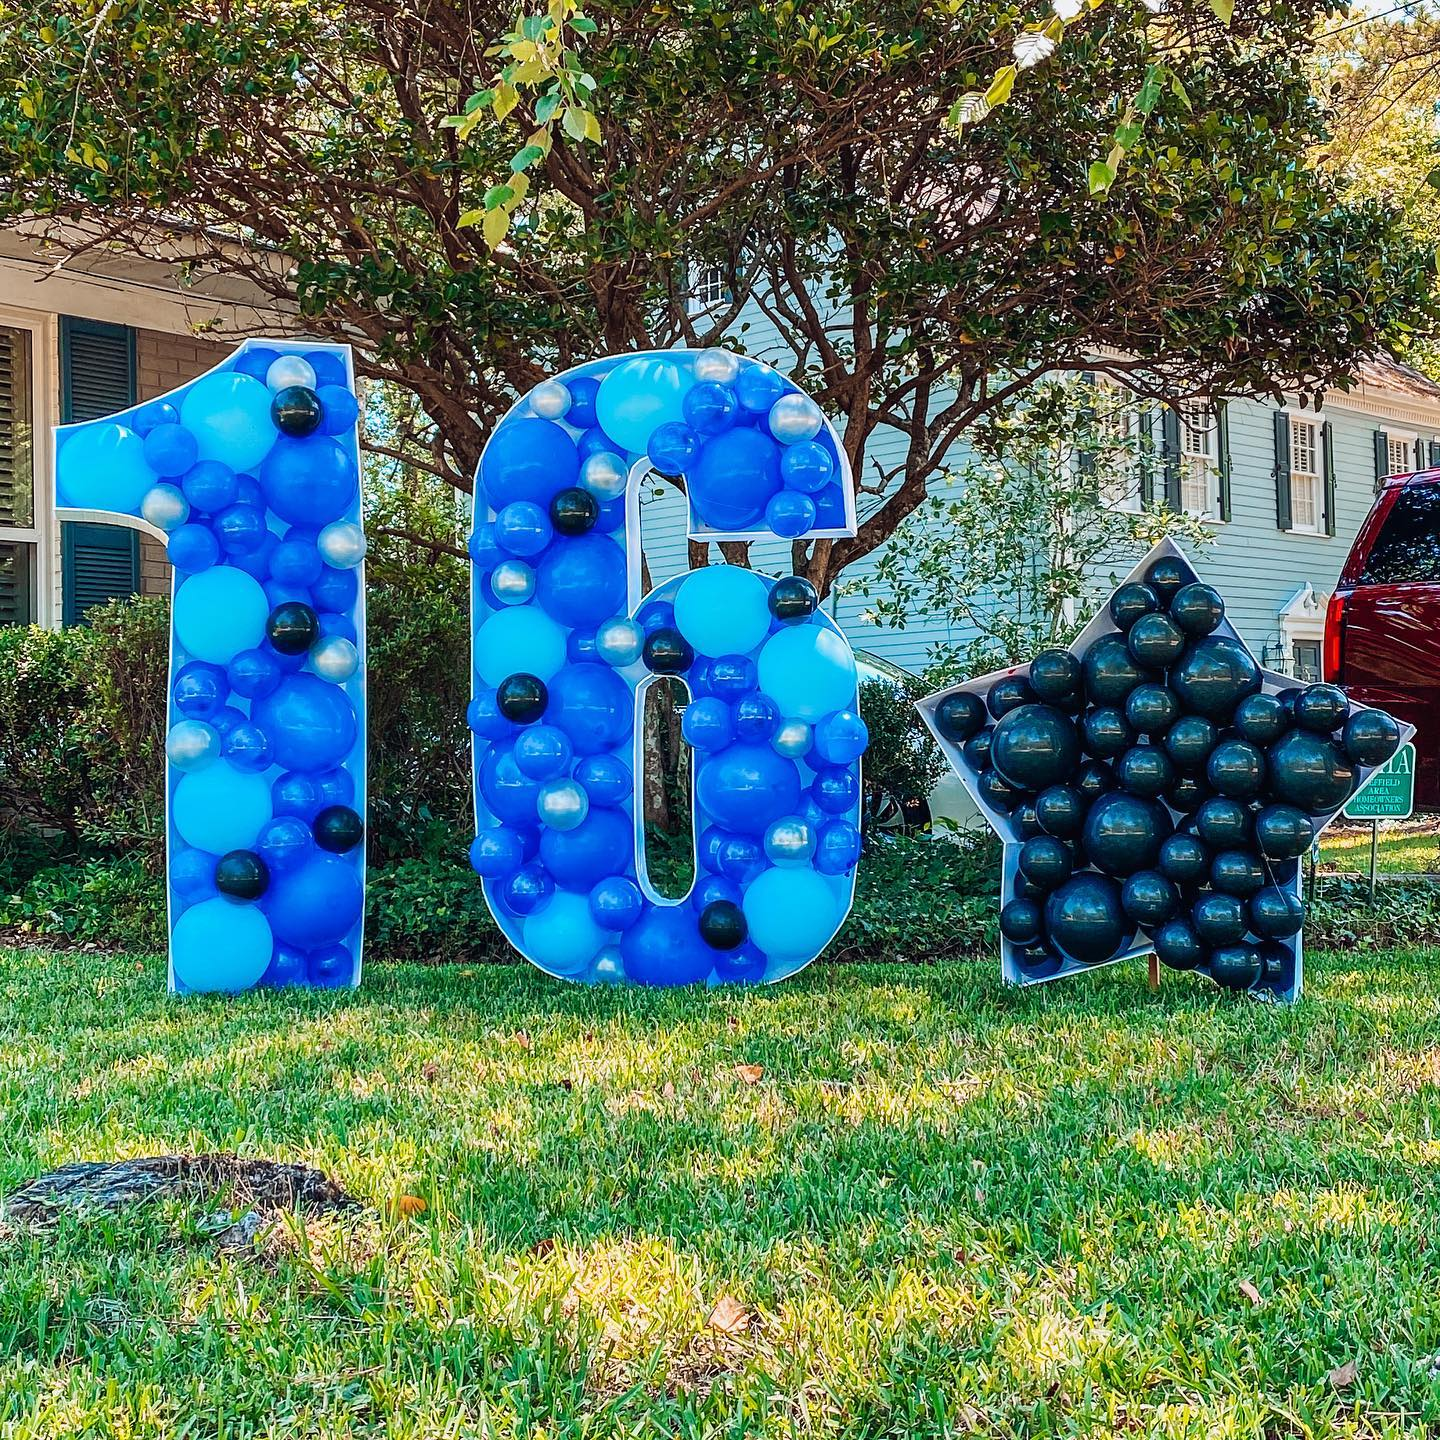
(1344, 743, 1416, 820)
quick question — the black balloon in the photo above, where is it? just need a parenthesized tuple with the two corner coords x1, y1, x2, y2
(991, 704, 1082, 792)
(1208, 943, 1262, 992)
(962, 729, 994, 771)
(1205, 738, 1266, 799)
(987, 674, 1036, 719)
(976, 767, 1023, 814)
(1044, 873, 1131, 965)
(1127, 612, 1186, 669)
(1250, 885, 1304, 938)
(497, 671, 549, 722)
(935, 691, 987, 744)
(1015, 800, 1044, 838)
(1083, 634, 1150, 706)
(1210, 849, 1265, 898)
(769, 575, 818, 624)
(1169, 636, 1262, 720)
(699, 899, 748, 950)
(271, 385, 323, 437)
(1029, 648, 1083, 705)
(1169, 582, 1224, 638)
(1013, 872, 1046, 902)
(1116, 745, 1174, 800)
(1015, 945, 1065, 979)
(1145, 554, 1195, 603)
(1165, 773, 1209, 814)
(1126, 684, 1180, 737)
(1109, 582, 1161, 632)
(1194, 796, 1249, 849)
(1082, 706, 1134, 759)
(215, 848, 269, 901)
(1253, 803, 1312, 860)
(1163, 714, 1217, 771)
(1074, 759, 1117, 803)
(1158, 832, 1210, 886)
(1035, 784, 1087, 839)
(1192, 892, 1247, 946)
(1153, 916, 1205, 971)
(1266, 730, 1356, 815)
(1233, 692, 1289, 746)
(999, 897, 1044, 945)
(1342, 708, 1402, 767)
(1121, 869, 1180, 928)
(267, 600, 320, 656)
(1257, 939, 1294, 986)
(643, 627, 695, 674)
(549, 486, 600, 535)
(1292, 682, 1349, 735)
(1083, 792, 1171, 877)
(1019, 835, 1074, 891)
(314, 804, 364, 853)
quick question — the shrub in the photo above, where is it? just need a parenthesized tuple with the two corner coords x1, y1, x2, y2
(857, 675, 947, 832)
(0, 853, 164, 951)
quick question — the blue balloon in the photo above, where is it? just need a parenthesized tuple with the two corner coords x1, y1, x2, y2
(470, 522, 503, 568)
(766, 491, 817, 538)
(813, 766, 860, 814)
(814, 486, 846, 527)
(481, 417, 580, 509)
(699, 826, 730, 874)
(171, 846, 218, 903)
(271, 536, 324, 587)
(682, 697, 733, 752)
(567, 376, 600, 429)
(494, 501, 553, 558)
(308, 944, 355, 988)
(260, 435, 357, 527)
(637, 600, 675, 635)
(696, 744, 802, 835)
(262, 946, 307, 988)
(468, 689, 517, 741)
(734, 363, 786, 414)
(590, 876, 645, 930)
(308, 351, 348, 388)
(522, 891, 607, 978)
(688, 428, 781, 530)
(567, 629, 599, 664)
(173, 660, 228, 717)
(692, 874, 742, 912)
(272, 771, 323, 821)
(143, 422, 198, 478)
(709, 655, 757, 700)
(576, 426, 620, 462)
(648, 422, 701, 476)
(311, 565, 358, 614)
(172, 897, 273, 994)
(548, 663, 632, 754)
(674, 564, 771, 657)
(235, 347, 282, 382)
(313, 767, 354, 810)
(265, 854, 363, 947)
(574, 753, 631, 807)
(718, 834, 765, 883)
(757, 625, 857, 723)
(174, 566, 269, 665)
(214, 503, 268, 555)
(230, 528, 278, 581)
(223, 721, 272, 772)
(713, 943, 768, 985)
(734, 693, 781, 742)
(479, 745, 544, 826)
(56, 422, 153, 513)
(206, 704, 247, 738)
(133, 399, 180, 435)
(251, 674, 357, 772)
(173, 762, 273, 854)
(234, 475, 265, 509)
(513, 724, 574, 780)
(816, 819, 862, 874)
(535, 533, 627, 628)
(180, 460, 238, 514)
(501, 863, 553, 916)
(316, 384, 360, 435)
(539, 806, 632, 889)
(619, 905, 712, 986)
(596, 357, 695, 454)
(682, 382, 739, 436)
(257, 816, 312, 872)
(813, 709, 869, 764)
(167, 522, 219, 573)
(265, 578, 312, 613)
(318, 612, 357, 644)
(180, 371, 277, 472)
(780, 440, 834, 494)
(743, 867, 840, 962)
(474, 607, 568, 687)
(470, 829, 525, 877)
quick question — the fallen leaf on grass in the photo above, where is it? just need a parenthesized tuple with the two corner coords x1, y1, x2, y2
(734, 1064, 764, 1085)
(1328, 1358, 1357, 1389)
(1238, 1279, 1262, 1306)
(514, 1031, 533, 1052)
(395, 1194, 427, 1218)
(531, 1236, 556, 1258)
(661, 1081, 676, 1100)
(707, 1295, 750, 1334)
(421, 1062, 440, 1084)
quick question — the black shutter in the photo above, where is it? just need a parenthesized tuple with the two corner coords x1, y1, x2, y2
(1274, 410, 1292, 531)
(1429, 439, 1440, 469)
(1161, 407, 1182, 510)
(1076, 371, 1097, 479)
(0, 541, 33, 626)
(1137, 406, 1154, 505)
(1323, 419, 1337, 538)
(1215, 402, 1231, 522)
(59, 317, 139, 624)
(1416, 438, 1426, 472)
(1374, 430, 1390, 489)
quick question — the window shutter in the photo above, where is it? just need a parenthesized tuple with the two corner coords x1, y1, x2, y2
(1416, 438, 1427, 472)
(1429, 439, 1440, 469)
(1137, 406, 1154, 505)
(1161, 406, 1181, 510)
(1323, 419, 1337, 538)
(1274, 410, 1292, 531)
(0, 542, 33, 626)
(60, 317, 139, 624)
(0, 328, 31, 529)
(1215, 402, 1231, 522)
(1374, 430, 1390, 489)
(1076, 371, 1097, 479)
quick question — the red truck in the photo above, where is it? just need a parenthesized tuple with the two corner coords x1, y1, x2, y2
(1326, 469, 1440, 808)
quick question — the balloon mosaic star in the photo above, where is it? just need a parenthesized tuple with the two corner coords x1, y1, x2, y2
(916, 539, 1414, 1001)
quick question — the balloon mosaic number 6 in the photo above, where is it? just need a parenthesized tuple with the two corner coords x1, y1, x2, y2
(468, 350, 868, 986)
(54, 341, 367, 994)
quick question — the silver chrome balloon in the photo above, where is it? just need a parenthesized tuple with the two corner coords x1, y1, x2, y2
(311, 635, 360, 684)
(491, 559, 536, 605)
(530, 379, 573, 420)
(768, 392, 824, 444)
(694, 347, 742, 384)
(537, 778, 590, 831)
(317, 519, 367, 569)
(771, 719, 814, 759)
(580, 451, 629, 501)
(265, 354, 318, 392)
(595, 616, 645, 667)
(166, 719, 222, 772)
(140, 483, 191, 533)
(763, 816, 816, 868)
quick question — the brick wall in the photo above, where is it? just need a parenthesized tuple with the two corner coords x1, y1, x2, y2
(134, 329, 228, 597)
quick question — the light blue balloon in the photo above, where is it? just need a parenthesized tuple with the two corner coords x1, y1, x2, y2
(595, 357, 696, 454)
(474, 606, 568, 687)
(757, 625, 857, 722)
(172, 897, 273, 994)
(56, 423, 153, 514)
(173, 565, 269, 665)
(172, 761, 273, 854)
(179, 371, 278, 472)
(742, 866, 840, 961)
(674, 564, 771, 657)
(522, 891, 608, 978)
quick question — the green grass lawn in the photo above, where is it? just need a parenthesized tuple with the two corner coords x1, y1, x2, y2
(1318, 822, 1440, 875)
(2, 947, 1440, 1438)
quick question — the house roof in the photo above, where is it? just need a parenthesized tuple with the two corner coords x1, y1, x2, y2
(1348, 352, 1440, 402)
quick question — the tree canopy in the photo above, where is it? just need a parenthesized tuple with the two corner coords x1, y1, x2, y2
(0, 0, 1432, 592)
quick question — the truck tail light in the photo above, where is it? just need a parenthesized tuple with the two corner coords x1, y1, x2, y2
(1324, 590, 1347, 684)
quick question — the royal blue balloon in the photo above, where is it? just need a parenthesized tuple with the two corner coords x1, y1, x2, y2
(637, 600, 676, 635)
(180, 461, 238, 515)
(718, 834, 766, 883)
(262, 946, 307, 987)
(683, 382, 739, 436)
(494, 501, 553, 558)
(697, 743, 802, 835)
(812, 765, 859, 814)
(766, 490, 817, 538)
(133, 399, 180, 435)
(143, 422, 198, 478)
(481, 417, 580, 509)
(230, 529, 278, 581)
(734, 364, 786, 415)
(308, 351, 347, 387)
(223, 721, 272, 772)
(780, 440, 834, 494)
(699, 826, 729, 874)
(815, 819, 862, 874)
(683, 696, 734, 752)
(501, 863, 553, 916)
(318, 612, 357, 644)
(713, 943, 767, 984)
(734, 693, 781, 742)
(576, 427, 620, 462)
(272, 771, 323, 821)
(590, 876, 645, 930)
(214, 503, 268, 555)
(468, 689, 517, 741)
(173, 661, 228, 717)
(172, 897, 273, 994)
(251, 674, 357, 773)
(470, 829, 525, 877)
(207, 704, 247, 738)
(470, 522, 503, 568)
(574, 753, 631, 806)
(539, 806, 632, 890)
(172, 846, 218, 902)
(235, 347, 282, 382)
(813, 709, 869, 764)
(688, 428, 782, 530)
(648, 422, 701, 476)
(535, 532, 627, 627)
(308, 944, 354, 988)
(265, 854, 363, 947)
(567, 629, 599, 664)
(513, 724, 573, 780)
(271, 536, 324, 587)
(479, 745, 544, 826)
(619, 905, 712, 986)
(813, 487, 846, 527)
(311, 565, 358, 614)
(260, 436, 357, 527)
(316, 384, 360, 436)
(313, 767, 354, 810)
(568, 376, 600, 429)
(257, 816, 312, 872)
(692, 874, 743, 912)
(709, 655, 757, 700)
(548, 663, 632, 754)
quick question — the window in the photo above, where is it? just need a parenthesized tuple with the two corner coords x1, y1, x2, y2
(1387, 433, 1415, 478)
(1358, 483, 1440, 586)
(1289, 416, 1321, 532)
(1179, 401, 1217, 516)
(687, 264, 729, 314)
(1292, 641, 1322, 682)
(0, 324, 36, 626)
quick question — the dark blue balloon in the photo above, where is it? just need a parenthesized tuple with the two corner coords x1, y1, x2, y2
(257, 816, 312, 872)
(575, 426, 619, 462)
(812, 765, 860, 815)
(567, 629, 599, 664)
(308, 351, 348, 387)
(252, 674, 358, 773)
(713, 942, 767, 984)
(620, 905, 712, 986)
(590, 876, 645, 930)
(235, 347, 281, 381)
(315, 384, 360, 436)
(567, 375, 600, 429)
(501, 863, 553, 916)
(539, 806, 633, 889)
(733, 692, 780, 741)
(271, 536, 324, 587)
(272, 771, 323, 821)
(709, 655, 757, 700)
(223, 722, 272, 772)
(311, 564, 358, 614)
(689, 428, 781, 530)
(143, 422, 198, 478)
(481, 417, 579, 508)
(535, 532, 627, 627)
(717, 834, 766, 883)
(548, 663, 632, 754)
(207, 704, 247, 738)
(313, 767, 354, 809)
(265, 854, 363, 947)
(696, 743, 802, 835)
(262, 946, 307, 988)
(180, 460, 238, 514)
(816, 819, 862, 874)
(574, 753, 631, 806)
(167, 523, 219, 573)
(308, 944, 354, 988)
(214, 503, 268, 555)
(637, 600, 675, 635)
(479, 745, 544, 826)
(173, 661, 228, 718)
(259, 435, 357, 527)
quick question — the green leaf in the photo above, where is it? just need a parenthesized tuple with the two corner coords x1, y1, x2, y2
(482, 207, 510, 249)
(1208, 0, 1233, 23)
(1088, 160, 1115, 194)
(534, 91, 561, 124)
(984, 64, 1016, 108)
(510, 144, 545, 171)
(483, 184, 514, 208)
(571, 16, 597, 32)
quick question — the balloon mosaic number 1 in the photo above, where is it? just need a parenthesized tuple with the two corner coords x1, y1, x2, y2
(468, 350, 869, 986)
(54, 341, 367, 994)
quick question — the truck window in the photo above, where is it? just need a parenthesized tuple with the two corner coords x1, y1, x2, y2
(1359, 484, 1440, 585)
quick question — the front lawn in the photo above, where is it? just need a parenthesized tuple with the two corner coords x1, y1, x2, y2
(1, 946, 1439, 1437)
(1319, 820, 1439, 875)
